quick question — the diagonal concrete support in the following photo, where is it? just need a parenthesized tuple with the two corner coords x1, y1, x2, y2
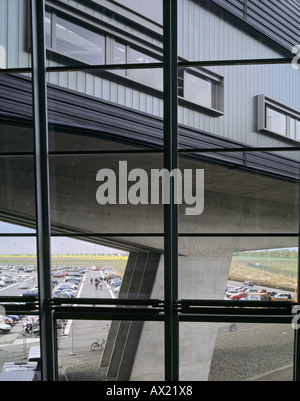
(101, 251, 161, 380)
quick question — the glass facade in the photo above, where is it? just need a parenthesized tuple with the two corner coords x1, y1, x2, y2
(0, 0, 300, 384)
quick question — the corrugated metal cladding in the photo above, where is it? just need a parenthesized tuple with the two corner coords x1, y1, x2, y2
(178, 0, 300, 152)
(1, 0, 300, 152)
(204, 0, 300, 52)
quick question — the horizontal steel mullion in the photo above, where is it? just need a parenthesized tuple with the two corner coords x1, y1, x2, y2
(0, 57, 293, 75)
(179, 314, 293, 324)
(179, 299, 297, 308)
(179, 307, 293, 316)
(48, 297, 164, 307)
(52, 307, 164, 321)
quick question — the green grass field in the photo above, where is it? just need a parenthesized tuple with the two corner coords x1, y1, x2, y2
(1, 252, 298, 291)
(230, 254, 298, 291)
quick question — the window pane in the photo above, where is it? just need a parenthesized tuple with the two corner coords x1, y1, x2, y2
(296, 121, 300, 140)
(127, 48, 162, 90)
(289, 118, 296, 139)
(113, 41, 126, 65)
(56, 319, 164, 381)
(56, 17, 105, 65)
(208, 322, 293, 381)
(45, 11, 51, 49)
(0, 333, 41, 381)
(0, 235, 37, 296)
(184, 71, 213, 108)
(266, 107, 287, 136)
(112, 40, 126, 77)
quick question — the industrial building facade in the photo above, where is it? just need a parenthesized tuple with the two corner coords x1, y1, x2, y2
(1, 0, 300, 381)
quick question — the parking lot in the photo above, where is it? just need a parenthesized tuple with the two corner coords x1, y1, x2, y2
(0, 265, 121, 380)
(0, 268, 296, 381)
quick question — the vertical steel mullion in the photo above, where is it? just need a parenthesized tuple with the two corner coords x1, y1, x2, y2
(293, 173, 300, 381)
(31, 0, 56, 381)
(163, 0, 179, 382)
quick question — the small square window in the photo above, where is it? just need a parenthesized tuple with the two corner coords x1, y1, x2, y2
(296, 121, 300, 140)
(266, 107, 287, 136)
(184, 72, 213, 109)
(257, 95, 300, 142)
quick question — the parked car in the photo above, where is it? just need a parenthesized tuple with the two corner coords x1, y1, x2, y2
(56, 283, 77, 290)
(230, 292, 248, 300)
(64, 278, 80, 284)
(52, 272, 66, 278)
(0, 316, 14, 326)
(106, 274, 121, 281)
(273, 293, 293, 300)
(0, 322, 12, 334)
(19, 281, 29, 289)
(2, 277, 17, 284)
(226, 289, 240, 298)
(245, 288, 259, 294)
(110, 279, 122, 286)
(21, 290, 39, 297)
(0, 280, 6, 287)
(6, 315, 21, 323)
(53, 291, 73, 298)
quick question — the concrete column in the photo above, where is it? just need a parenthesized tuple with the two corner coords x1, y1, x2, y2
(130, 238, 234, 381)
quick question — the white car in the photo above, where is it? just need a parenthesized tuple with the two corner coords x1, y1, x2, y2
(274, 293, 293, 300)
(0, 280, 6, 287)
(0, 322, 12, 334)
(226, 289, 240, 297)
(19, 281, 29, 289)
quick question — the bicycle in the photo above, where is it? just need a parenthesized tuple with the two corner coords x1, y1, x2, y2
(91, 337, 106, 351)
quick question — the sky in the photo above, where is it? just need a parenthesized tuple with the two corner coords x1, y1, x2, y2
(0, 222, 120, 254)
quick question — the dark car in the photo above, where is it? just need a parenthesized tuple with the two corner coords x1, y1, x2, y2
(21, 290, 39, 297)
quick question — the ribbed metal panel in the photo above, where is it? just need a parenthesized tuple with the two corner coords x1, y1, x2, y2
(0, 0, 31, 69)
(205, 0, 300, 52)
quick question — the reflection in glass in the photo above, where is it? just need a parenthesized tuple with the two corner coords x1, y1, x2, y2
(127, 48, 163, 90)
(113, 41, 126, 65)
(45, 11, 51, 49)
(56, 17, 105, 65)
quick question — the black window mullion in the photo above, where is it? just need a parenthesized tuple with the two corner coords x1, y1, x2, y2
(31, 0, 56, 382)
(163, 0, 179, 382)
